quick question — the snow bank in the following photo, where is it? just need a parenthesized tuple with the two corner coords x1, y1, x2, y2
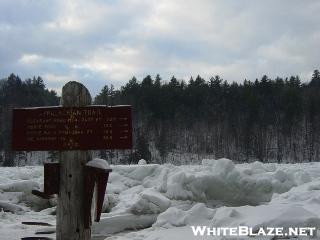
(1, 161, 320, 240)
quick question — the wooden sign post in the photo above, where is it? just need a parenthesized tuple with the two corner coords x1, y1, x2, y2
(11, 81, 133, 240)
(57, 81, 92, 240)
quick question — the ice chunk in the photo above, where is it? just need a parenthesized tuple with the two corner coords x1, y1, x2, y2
(186, 203, 215, 224)
(130, 188, 171, 214)
(295, 171, 312, 184)
(201, 159, 216, 166)
(165, 172, 194, 200)
(138, 159, 147, 165)
(0, 201, 26, 214)
(103, 194, 119, 213)
(92, 213, 157, 235)
(154, 203, 215, 228)
(142, 167, 168, 192)
(213, 158, 235, 176)
(274, 170, 287, 182)
(153, 207, 187, 227)
(0, 180, 40, 193)
(114, 165, 159, 181)
(20, 194, 51, 211)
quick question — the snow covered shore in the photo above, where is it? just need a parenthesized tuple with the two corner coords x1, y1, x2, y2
(0, 159, 320, 239)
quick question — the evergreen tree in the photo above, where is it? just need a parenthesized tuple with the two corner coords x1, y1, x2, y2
(310, 69, 320, 87)
(136, 134, 151, 163)
(154, 74, 161, 88)
(94, 85, 111, 105)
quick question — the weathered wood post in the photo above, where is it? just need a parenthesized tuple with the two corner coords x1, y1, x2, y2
(57, 81, 92, 240)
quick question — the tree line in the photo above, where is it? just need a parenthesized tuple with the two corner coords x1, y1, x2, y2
(0, 74, 59, 166)
(95, 70, 320, 163)
(1, 70, 320, 165)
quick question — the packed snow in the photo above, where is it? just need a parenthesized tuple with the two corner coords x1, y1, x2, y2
(1, 159, 320, 239)
(86, 158, 110, 170)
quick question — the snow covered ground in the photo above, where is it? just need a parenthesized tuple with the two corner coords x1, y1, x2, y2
(1, 159, 320, 239)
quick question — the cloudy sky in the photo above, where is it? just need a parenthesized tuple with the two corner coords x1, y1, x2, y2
(0, 0, 319, 96)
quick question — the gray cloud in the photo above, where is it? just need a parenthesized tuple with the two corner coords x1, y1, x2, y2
(0, 0, 319, 96)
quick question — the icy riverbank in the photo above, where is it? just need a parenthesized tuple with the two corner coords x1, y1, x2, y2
(0, 159, 320, 239)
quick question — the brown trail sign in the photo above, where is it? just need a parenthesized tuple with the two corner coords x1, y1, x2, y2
(12, 81, 133, 240)
(12, 106, 132, 151)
